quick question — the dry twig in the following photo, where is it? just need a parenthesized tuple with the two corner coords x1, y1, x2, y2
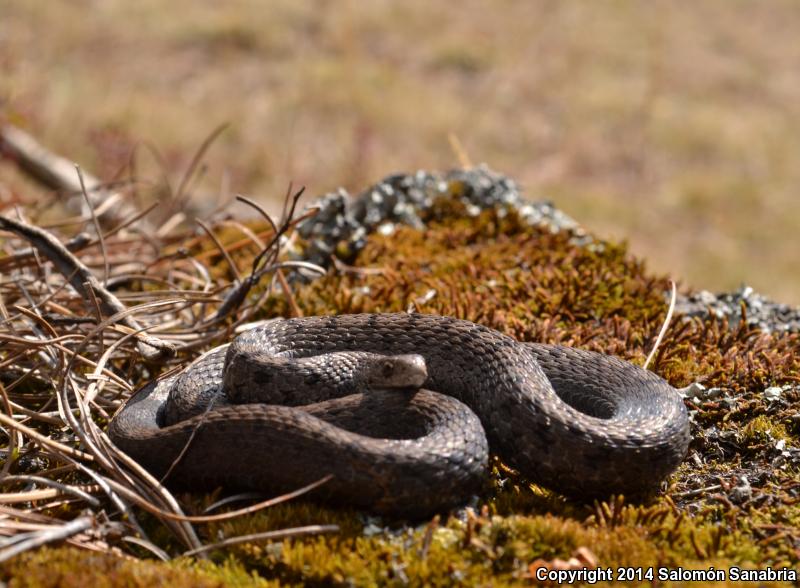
(0, 124, 142, 230)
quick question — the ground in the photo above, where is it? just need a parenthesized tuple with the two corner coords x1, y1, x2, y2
(0, 190, 798, 586)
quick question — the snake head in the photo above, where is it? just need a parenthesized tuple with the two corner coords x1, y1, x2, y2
(367, 354, 428, 390)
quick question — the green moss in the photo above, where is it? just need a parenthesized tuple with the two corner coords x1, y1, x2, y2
(5, 498, 791, 587)
(741, 415, 790, 445)
(0, 547, 272, 588)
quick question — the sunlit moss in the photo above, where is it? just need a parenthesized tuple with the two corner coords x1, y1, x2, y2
(3, 202, 798, 586)
(1, 547, 273, 588)
(741, 415, 790, 445)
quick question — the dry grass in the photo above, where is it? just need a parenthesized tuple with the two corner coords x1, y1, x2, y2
(0, 181, 337, 562)
(2, 0, 800, 302)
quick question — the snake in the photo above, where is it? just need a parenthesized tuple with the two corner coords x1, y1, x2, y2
(108, 313, 690, 518)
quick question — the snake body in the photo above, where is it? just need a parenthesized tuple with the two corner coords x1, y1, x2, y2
(109, 313, 690, 517)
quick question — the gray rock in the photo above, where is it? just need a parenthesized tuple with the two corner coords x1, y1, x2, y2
(674, 284, 800, 333)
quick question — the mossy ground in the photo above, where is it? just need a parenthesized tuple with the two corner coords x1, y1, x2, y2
(2, 204, 799, 586)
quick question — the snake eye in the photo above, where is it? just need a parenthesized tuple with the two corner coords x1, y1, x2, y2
(381, 361, 394, 378)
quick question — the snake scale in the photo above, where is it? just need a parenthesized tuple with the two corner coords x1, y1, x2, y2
(109, 313, 691, 518)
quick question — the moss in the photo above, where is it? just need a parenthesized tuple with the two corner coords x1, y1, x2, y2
(0, 547, 271, 588)
(741, 415, 790, 445)
(5, 499, 790, 587)
(4, 202, 799, 586)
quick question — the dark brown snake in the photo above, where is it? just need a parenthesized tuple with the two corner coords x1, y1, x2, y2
(108, 313, 690, 518)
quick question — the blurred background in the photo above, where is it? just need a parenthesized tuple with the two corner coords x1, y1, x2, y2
(2, 0, 799, 303)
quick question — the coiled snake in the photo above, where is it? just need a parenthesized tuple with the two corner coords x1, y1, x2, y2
(109, 313, 690, 518)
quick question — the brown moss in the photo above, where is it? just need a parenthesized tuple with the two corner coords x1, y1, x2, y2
(4, 202, 799, 586)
